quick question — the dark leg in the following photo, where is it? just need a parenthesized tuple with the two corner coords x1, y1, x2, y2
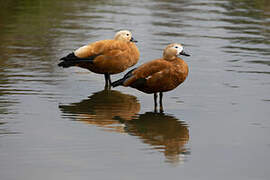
(108, 74, 112, 85)
(159, 92, 164, 113)
(154, 93, 158, 113)
(104, 73, 111, 90)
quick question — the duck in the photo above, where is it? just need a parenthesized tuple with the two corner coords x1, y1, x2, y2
(111, 43, 190, 112)
(58, 30, 140, 88)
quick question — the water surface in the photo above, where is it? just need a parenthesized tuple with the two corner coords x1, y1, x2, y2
(0, 0, 270, 179)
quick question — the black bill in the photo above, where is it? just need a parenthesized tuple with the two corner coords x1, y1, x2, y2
(180, 50, 190, 56)
(130, 37, 138, 43)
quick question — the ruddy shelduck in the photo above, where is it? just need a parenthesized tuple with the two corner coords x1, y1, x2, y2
(58, 30, 140, 88)
(112, 43, 190, 112)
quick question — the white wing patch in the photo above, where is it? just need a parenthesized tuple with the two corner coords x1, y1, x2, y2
(146, 71, 163, 80)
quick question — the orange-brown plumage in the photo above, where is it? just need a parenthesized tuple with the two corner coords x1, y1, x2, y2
(75, 40, 139, 74)
(58, 30, 139, 87)
(112, 43, 190, 112)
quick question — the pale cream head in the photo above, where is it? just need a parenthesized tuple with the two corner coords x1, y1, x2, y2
(163, 43, 190, 60)
(114, 30, 133, 42)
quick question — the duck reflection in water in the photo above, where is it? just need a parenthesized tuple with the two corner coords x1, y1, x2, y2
(59, 90, 140, 131)
(125, 112, 189, 164)
(59, 90, 189, 164)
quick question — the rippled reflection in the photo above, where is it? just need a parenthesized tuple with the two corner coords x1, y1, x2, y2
(59, 90, 140, 132)
(59, 90, 189, 164)
(126, 112, 189, 164)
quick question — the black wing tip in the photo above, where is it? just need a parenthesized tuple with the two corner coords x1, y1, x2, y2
(124, 68, 136, 78)
(112, 68, 137, 87)
(58, 52, 80, 68)
(111, 79, 124, 87)
(58, 61, 69, 68)
(112, 68, 139, 88)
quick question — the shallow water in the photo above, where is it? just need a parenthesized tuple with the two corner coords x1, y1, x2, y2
(0, 0, 270, 179)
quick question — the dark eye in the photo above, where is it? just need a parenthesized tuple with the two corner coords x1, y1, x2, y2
(126, 34, 129, 36)
(175, 46, 178, 48)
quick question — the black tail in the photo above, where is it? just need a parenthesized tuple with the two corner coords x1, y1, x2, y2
(111, 68, 137, 87)
(58, 52, 97, 68)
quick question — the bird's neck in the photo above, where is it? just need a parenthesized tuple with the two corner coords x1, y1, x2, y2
(163, 55, 177, 61)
